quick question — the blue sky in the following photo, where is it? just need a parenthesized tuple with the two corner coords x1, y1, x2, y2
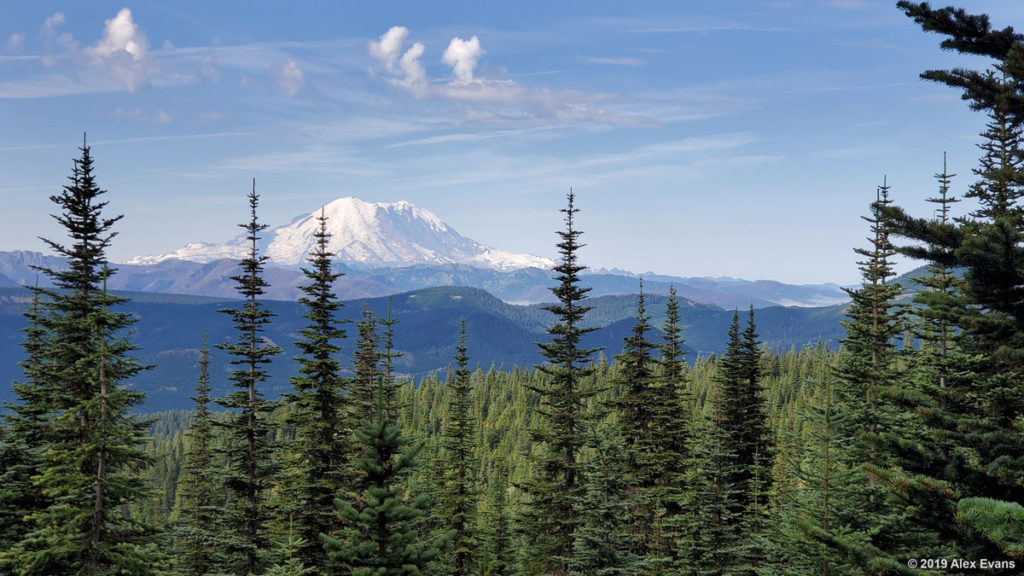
(2, 1, 1023, 285)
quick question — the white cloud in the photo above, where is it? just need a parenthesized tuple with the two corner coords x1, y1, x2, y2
(369, 26, 427, 95)
(8, 33, 25, 50)
(368, 26, 409, 73)
(157, 109, 172, 123)
(87, 8, 151, 92)
(279, 58, 305, 96)
(443, 36, 483, 84)
(41, 12, 65, 36)
(39, 12, 76, 56)
(91, 8, 147, 59)
(367, 26, 653, 127)
(398, 41, 427, 93)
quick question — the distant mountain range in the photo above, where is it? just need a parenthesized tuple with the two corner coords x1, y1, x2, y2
(1, 196, 851, 308)
(0, 250, 849, 309)
(0, 285, 848, 412)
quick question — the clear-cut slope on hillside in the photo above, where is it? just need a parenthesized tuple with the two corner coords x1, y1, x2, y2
(127, 197, 554, 271)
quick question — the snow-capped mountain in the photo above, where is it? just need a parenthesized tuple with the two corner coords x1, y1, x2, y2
(127, 197, 554, 271)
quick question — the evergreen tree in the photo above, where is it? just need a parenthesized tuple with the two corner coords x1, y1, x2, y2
(773, 373, 864, 576)
(834, 180, 915, 573)
(648, 285, 692, 572)
(0, 281, 51, 566)
(7, 140, 156, 575)
(520, 190, 600, 575)
(322, 382, 451, 575)
(685, 392, 748, 576)
(737, 306, 772, 543)
(877, 155, 969, 563)
(480, 463, 513, 576)
(614, 283, 657, 561)
(698, 309, 771, 575)
(287, 208, 349, 568)
(176, 331, 223, 575)
(215, 182, 284, 575)
(351, 304, 382, 425)
(886, 4, 1024, 564)
(266, 518, 316, 576)
(570, 421, 645, 576)
(439, 320, 478, 576)
(379, 300, 403, 420)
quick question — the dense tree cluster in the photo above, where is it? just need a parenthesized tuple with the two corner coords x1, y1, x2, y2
(4, 4, 1024, 575)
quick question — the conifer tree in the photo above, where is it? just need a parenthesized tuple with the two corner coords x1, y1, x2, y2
(698, 309, 771, 575)
(380, 299, 403, 420)
(0, 281, 51, 565)
(774, 373, 864, 576)
(176, 331, 223, 575)
(879, 156, 969, 562)
(887, 4, 1024, 561)
(615, 283, 657, 560)
(570, 421, 645, 576)
(8, 140, 156, 575)
(833, 180, 914, 573)
(322, 377, 451, 574)
(521, 190, 600, 575)
(686, 392, 748, 576)
(439, 320, 478, 576)
(215, 182, 283, 576)
(839, 180, 904, 485)
(481, 462, 513, 576)
(648, 285, 692, 571)
(351, 304, 382, 425)
(287, 208, 349, 568)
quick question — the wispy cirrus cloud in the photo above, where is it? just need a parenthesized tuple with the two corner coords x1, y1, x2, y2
(580, 56, 645, 67)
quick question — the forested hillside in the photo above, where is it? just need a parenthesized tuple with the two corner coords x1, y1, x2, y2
(3, 3, 1024, 575)
(0, 285, 848, 411)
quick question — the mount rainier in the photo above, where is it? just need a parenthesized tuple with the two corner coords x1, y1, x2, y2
(128, 197, 554, 271)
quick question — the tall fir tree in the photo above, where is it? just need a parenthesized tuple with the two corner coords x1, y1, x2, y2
(175, 331, 223, 575)
(481, 462, 513, 576)
(520, 190, 600, 575)
(7, 140, 156, 575)
(648, 285, 692, 572)
(834, 180, 914, 573)
(215, 182, 283, 576)
(696, 309, 771, 575)
(286, 208, 349, 568)
(877, 155, 969, 563)
(351, 304, 382, 425)
(379, 299, 404, 420)
(685, 389, 748, 576)
(322, 368, 451, 575)
(615, 282, 656, 560)
(439, 319, 478, 576)
(570, 421, 646, 576)
(773, 372, 864, 576)
(886, 3, 1024, 563)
